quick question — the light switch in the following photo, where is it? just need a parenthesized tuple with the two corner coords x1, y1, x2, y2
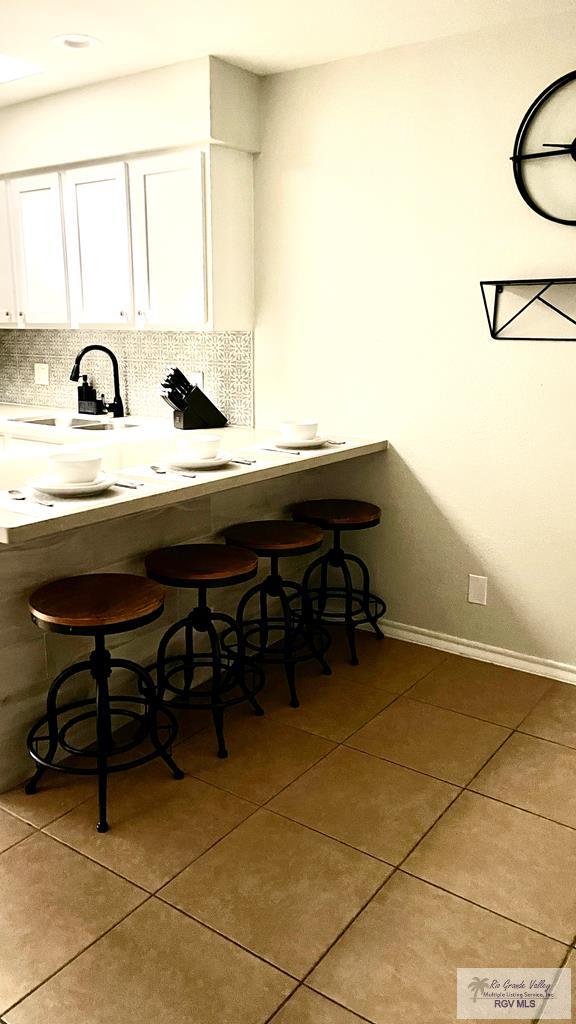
(468, 574, 488, 605)
(34, 363, 50, 386)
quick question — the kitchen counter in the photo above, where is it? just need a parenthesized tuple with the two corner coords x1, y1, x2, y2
(0, 404, 388, 545)
(0, 403, 388, 790)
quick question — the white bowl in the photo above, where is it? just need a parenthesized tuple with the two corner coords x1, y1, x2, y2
(279, 420, 318, 442)
(48, 452, 103, 484)
(176, 432, 222, 461)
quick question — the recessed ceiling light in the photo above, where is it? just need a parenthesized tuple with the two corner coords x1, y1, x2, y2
(0, 54, 42, 85)
(53, 34, 101, 49)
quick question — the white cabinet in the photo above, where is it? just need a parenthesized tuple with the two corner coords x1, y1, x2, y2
(0, 145, 253, 334)
(129, 151, 207, 329)
(63, 162, 133, 327)
(0, 181, 16, 326)
(9, 172, 69, 327)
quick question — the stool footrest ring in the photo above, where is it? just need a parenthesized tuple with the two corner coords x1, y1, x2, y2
(151, 653, 265, 711)
(222, 618, 332, 666)
(303, 586, 386, 628)
(26, 695, 179, 776)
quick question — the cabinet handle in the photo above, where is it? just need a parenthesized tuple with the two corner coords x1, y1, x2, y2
(120, 310, 127, 318)
(4, 311, 10, 318)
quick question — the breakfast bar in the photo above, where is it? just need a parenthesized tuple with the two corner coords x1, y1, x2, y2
(0, 407, 387, 789)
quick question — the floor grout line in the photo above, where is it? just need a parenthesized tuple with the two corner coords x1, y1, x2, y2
(532, 943, 576, 1024)
(262, 986, 301, 1024)
(396, 868, 573, 948)
(464, 786, 576, 833)
(152, 893, 301, 982)
(150, 731, 348, 896)
(302, 985, 376, 1024)
(0, 786, 105, 832)
(341, 741, 469, 786)
(405, 692, 543, 730)
(263, 803, 396, 865)
(152, 801, 264, 896)
(263, 983, 376, 1024)
(298, 868, 400, 986)
(29, 829, 152, 894)
(459, 727, 518, 792)
(513, 725, 576, 753)
(1, 894, 154, 1015)
(513, 679, 559, 731)
(0, 829, 40, 858)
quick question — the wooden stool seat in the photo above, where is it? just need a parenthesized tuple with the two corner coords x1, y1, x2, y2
(145, 544, 258, 589)
(145, 545, 263, 759)
(221, 519, 331, 707)
(224, 520, 323, 557)
(29, 573, 164, 633)
(292, 499, 381, 530)
(26, 572, 181, 832)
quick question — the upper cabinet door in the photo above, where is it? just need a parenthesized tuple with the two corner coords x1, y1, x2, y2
(63, 162, 133, 327)
(0, 181, 16, 326)
(9, 172, 69, 327)
(129, 150, 207, 329)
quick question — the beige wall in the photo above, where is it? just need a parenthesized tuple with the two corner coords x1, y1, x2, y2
(254, 13, 576, 666)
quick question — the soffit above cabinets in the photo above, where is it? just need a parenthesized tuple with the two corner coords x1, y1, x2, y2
(0, 57, 260, 178)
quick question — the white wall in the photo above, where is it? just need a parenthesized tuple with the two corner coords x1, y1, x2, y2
(0, 56, 261, 175)
(254, 13, 576, 667)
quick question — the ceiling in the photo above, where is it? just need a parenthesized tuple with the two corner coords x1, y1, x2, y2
(0, 0, 573, 107)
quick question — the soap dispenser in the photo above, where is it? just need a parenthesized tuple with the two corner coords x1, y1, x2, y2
(77, 375, 101, 416)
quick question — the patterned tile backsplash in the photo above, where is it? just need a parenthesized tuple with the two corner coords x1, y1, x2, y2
(0, 330, 254, 425)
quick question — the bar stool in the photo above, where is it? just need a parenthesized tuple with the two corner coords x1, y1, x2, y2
(292, 499, 387, 665)
(222, 521, 332, 709)
(26, 574, 183, 833)
(145, 544, 264, 759)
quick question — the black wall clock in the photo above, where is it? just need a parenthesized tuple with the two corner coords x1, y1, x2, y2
(512, 69, 576, 226)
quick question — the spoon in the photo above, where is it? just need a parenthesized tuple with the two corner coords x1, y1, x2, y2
(261, 447, 302, 455)
(150, 465, 197, 480)
(8, 489, 54, 508)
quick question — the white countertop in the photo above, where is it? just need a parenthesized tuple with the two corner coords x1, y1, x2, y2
(0, 405, 388, 545)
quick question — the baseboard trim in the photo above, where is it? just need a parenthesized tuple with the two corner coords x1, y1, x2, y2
(369, 619, 576, 686)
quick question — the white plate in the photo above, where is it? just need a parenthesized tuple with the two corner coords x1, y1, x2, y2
(275, 436, 328, 449)
(30, 473, 115, 497)
(168, 452, 232, 470)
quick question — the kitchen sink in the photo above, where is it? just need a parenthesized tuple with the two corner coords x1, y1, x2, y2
(71, 422, 140, 430)
(8, 417, 70, 426)
(8, 416, 139, 430)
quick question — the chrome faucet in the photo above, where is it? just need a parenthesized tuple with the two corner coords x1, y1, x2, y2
(70, 345, 125, 418)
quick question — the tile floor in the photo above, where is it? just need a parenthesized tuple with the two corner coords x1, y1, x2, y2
(0, 630, 575, 1023)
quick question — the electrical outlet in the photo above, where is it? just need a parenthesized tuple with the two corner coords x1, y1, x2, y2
(34, 363, 49, 386)
(189, 371, 203, 388)
(468, 574, 488, 605)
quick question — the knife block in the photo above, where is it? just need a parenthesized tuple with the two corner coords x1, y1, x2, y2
(173, 386, 228, 430)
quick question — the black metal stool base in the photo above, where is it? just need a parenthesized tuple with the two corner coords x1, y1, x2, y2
(154, 595, 265, 759)
(223, 562, 332, 709)
(302, 537, 386, 666)
(25, 642, 183, 833)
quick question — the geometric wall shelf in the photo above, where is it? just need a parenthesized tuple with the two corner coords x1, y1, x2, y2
(480, 278, 576, 340)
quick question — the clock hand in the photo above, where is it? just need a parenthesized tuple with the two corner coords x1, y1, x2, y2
(511, 147, 572, 161)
